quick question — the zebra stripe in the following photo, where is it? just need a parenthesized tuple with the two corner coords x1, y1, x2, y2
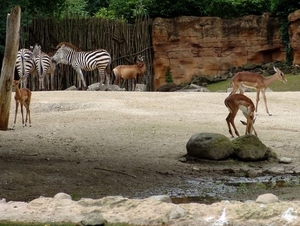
(52, 42, 111, 89)
(32, 44, 56, 90)
(16, 48, 36, 89)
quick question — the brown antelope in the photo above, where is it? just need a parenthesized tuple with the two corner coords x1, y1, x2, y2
(12, 80, 32, 128)
(113, 55, 146, 91)
(230, 66, 287, 116)
(224, 93, 257, 138)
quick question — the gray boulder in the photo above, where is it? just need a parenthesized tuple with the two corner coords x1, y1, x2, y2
(232, 134, 271, 161)
(186, 133, 234, 160)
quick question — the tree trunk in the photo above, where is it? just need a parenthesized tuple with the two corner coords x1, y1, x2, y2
(0, 6, 21, 130)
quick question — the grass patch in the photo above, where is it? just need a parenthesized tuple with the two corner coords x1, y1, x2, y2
(206, 74, 300, 92)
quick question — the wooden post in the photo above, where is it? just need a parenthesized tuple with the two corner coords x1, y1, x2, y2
(0, 6, 21, 130)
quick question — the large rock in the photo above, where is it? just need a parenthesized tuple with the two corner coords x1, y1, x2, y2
(152, 14, 284, 90)
(186, 133, 234, 160)
(288, 9, 300, 65)
(232, 134, 270, 161)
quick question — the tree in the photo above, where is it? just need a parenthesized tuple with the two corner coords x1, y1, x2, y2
(0, 6, 21, 130)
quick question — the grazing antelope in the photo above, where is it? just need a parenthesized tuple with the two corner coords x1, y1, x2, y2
(113, 55, 146, 91)
(224, 93, 257, 138)
(52, 42, 111, 90)
(12, 80, 32, 128)
(230, 66, 287, 116)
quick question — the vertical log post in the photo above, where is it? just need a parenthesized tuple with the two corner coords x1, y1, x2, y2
(0, 6, 21, 130)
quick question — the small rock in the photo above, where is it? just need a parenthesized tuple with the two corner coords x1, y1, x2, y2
(293, 165, 300, 174)
(81, 211, 106, 226)
(149, 195, 172, 203)
(247, 169, 258, 178)
(256, 193, 279, 204)
(279, 157, 293, 164)
(54, 192, 72, 200)
(169, 206, 185, 219)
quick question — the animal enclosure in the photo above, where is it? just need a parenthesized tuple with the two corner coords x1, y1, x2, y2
(20, 16, 153, 91)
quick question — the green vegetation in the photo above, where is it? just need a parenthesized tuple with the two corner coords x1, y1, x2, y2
(0, 0, 297, 71)
(165, 67, 173, 83)
(206, 74, 300, 92)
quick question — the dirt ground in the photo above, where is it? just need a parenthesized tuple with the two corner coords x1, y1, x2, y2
(1, 90, 300, 203)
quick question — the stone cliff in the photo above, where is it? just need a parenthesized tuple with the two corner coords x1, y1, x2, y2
(289, 9, 300, 66)
(152, 13, 285, 90)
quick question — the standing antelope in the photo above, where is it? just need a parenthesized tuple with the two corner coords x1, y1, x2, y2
(12, 80, 32, 128)
(32, 44, 56, 90)
(15, 48, 36, 89)
(229, 66, 287, 116)
(224, 93, 257, 138)
(52, 42, 111, 90)
(113, 55, 146, 91)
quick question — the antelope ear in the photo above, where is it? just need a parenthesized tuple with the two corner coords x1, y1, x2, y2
(273, 66, 277, 72)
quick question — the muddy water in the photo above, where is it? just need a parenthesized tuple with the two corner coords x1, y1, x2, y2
(136, 175, 300, 204)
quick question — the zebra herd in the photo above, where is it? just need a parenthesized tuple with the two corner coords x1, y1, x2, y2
(15, 44, 56, 91)
(15, 42, 112, 91)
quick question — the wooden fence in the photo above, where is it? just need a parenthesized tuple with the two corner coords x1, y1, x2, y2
(19, 16, 153, 91)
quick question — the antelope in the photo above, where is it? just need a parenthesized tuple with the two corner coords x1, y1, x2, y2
(113, 55, 146, 91)
(12, 80, 32, 128)
(229, 66, 287, 116)
(224, 93, 257, 138)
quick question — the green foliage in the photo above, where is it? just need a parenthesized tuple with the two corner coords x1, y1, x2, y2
(58, 0, 89, 18)
(86, 0, 109, 16)
(165, 67, 173, 83)
(96, 0, 148, 22)
(271, 0, 300, 64)
(147, 0, 271, 19)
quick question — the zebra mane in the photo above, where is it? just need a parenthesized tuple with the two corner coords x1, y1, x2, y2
(56, 42, 82, 51)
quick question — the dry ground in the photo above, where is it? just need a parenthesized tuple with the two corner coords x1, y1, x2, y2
(1, 90, 300, 203)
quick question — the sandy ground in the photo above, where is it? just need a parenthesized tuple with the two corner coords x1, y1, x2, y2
(1, 90, 300, 203)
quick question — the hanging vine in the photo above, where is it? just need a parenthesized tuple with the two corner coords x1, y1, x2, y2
(271, 0, 300, 65)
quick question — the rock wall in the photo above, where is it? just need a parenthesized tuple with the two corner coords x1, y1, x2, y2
(289, 9, 300, 65)
(152, 13, 285, 90)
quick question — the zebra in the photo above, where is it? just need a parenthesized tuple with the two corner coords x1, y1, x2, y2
(32, 44, 56, 90)
(15, 48, 36, 89)
(52, 42, 111, 90)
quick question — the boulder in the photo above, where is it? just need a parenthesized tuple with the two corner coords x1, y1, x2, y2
(186, 133, 234, 160)
(232, 134, 270, 161)
(256, 193, 279, 204)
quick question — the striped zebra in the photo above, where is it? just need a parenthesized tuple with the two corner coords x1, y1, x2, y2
(15, 48, 36, 89)
(52, 42, 111, 90)
(32, 44, 56, 90)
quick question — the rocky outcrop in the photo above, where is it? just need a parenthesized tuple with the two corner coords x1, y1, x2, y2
(288, 9, 300, 65)
(1, 192, 300, 226)
(152, 13, 285, 90)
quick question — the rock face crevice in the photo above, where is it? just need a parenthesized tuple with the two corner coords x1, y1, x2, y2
(152, 13, 290, 90)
